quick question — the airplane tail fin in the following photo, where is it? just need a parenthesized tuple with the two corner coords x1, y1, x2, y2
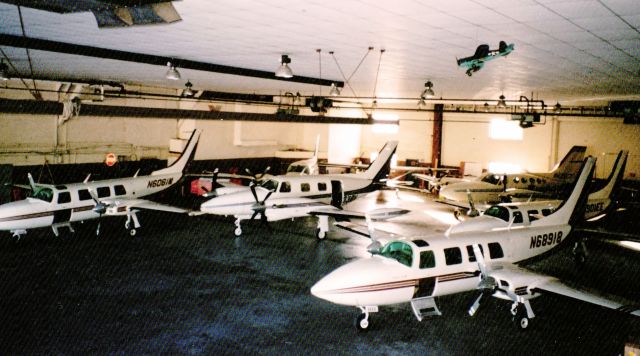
(360, 141, 399, 182)
(151, 129, 201, 176)
(550, 145, 587, 180)
(589, 150, 628, 202)
(539, 156, 595, 227)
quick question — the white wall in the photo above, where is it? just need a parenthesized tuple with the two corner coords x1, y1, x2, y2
(1, 107, 639, 179)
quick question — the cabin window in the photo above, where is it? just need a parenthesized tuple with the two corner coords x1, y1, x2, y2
(300, 183, 310, 192)
(513, 177, 520, 183)
(114, 185, 127, 196)
(287, 165, 305, 174)
(484, 206, 510, 222)
(57, 191, 71, 204)
(466, 245, 484, 262)
(481, 174, 500, 185)
(78, 189, 92, 201)
(512, 211, 523, 224)
(528, 210, 540, 222)
(97, 186, 111, 198)
(419, 250, 436, 269)
(521, 177, 527, 184)
(32, 188, 54, 202)
(279, 181, 291, 193)
(541, 208, 552, 216)
(380, 241, 413, 267)
(488, 242, 504, 259)
(261, 179, 279, 191)
(444, 247, 462, 265)
(317, 182, 327, 191)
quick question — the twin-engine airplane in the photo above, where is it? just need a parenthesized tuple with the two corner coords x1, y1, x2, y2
(0, 130, 201, 238)
(446, 150, 628, 224)
(457, 41, 515, 76)
(198, 141, 403, 239)
(432, 145, 587, 219)
(311, 156, 640, 331)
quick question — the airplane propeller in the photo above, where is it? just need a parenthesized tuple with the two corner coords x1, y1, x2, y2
(245, 166, 271, 186)
(249, 184, 274, 227)
(468, 244, 497, 317)
(87, 188, 109, 236)
(466, 190, 480, 218)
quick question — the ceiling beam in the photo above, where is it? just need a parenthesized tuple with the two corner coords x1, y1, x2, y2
(0, 33, 344, 87)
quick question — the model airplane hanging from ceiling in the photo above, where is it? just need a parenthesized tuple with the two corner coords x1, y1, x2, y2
(457, 41, 515, 76)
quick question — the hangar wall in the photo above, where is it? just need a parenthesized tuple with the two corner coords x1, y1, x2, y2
(1, 107, 638, 179)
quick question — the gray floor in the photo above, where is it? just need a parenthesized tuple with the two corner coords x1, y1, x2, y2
(0, 190, 639, 355)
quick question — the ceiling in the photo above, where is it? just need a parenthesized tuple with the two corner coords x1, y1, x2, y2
(1, 0, 639, 105)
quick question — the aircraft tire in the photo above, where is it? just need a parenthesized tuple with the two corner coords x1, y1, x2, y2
(316, 228, 326, 240)
(129, 228, 137, 237)
(234, 227, 242, 237)
(513, 306, 529, 330)
(355, 313, 369, 331)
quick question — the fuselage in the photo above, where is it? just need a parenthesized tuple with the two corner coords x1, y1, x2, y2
(0, 171, 181, 232)
(200, 172, 378, 220)
(311, 222, 570, 307)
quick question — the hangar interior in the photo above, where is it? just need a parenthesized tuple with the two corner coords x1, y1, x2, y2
(0, 0, 640, 354)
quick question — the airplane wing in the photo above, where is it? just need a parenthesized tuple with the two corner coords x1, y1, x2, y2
(105, 199, 189, 214)
(310, 207, 410, 221)
(485, 263, 640, 316)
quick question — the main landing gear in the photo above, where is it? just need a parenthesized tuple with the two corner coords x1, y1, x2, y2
(125, 209, 140, 237)
(234, 218, 242, 237)
(316, 215, 329, 240)
(510, 301, 534, 330)
(572, 239, 588, 265)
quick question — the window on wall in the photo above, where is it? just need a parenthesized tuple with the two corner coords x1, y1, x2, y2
(372, 113, 399, 134)
(489, 119, 523, 140)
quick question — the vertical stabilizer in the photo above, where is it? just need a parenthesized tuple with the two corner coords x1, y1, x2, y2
(538, 156, 595, 226)
(551, 146, 587, 180)
(360, 141, 399, 182)
(151, 130, 201, 176)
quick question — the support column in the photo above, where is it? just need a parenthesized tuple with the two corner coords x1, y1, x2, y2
(431, 104, 444, 168)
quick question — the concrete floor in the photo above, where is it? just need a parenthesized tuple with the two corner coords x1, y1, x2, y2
(0, 190, 639, 354)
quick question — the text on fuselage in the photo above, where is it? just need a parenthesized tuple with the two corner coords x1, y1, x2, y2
(147, 178, 173, 188)
(585, 202, 605, 214)
(530, 231, 563, 248)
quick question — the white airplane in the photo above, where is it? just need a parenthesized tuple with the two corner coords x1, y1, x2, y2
(0, 130, 202, 238)
(311, 156, 640, 331)
(431, 146, 587, 219)
(447, 150, 629, 231)
(198, 141, 401, 239)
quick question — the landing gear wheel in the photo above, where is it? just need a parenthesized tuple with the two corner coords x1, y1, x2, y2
(355, 313, 369, 331)
(316, 228, 326, 240)
(574, 252, 586, 266)
(512, 305, 530, 330)
(234, 227, 242, 237)
(129, 228, 137, 237)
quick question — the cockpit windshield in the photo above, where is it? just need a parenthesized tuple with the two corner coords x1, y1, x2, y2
(32, 187, 54, 202)
(260, 179, 279, 191)
(480, 174, 502, 185)
(380, 241, 414, 267)
(484, 205, 510, 222)
(287, 165, 308, 174)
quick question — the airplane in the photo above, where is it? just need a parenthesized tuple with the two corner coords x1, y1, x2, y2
(431, 145, 587, 220)
(457, 41, 515, 76)
(0, 129, 201, 238)
(445, 150, 628, 228)
(197, 141, 402, 239)
(311, 156, 640, 331)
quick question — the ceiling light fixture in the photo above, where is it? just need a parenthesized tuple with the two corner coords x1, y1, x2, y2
(329, 82, 341, 96)
(275, 54, 293, 78)
(421, 81, 435, 99)
(166, 61, 181, 80)
(554, 102, 561, 114)
(183, 80, 194, 96)
(497, 94, 507, 108)
(0, 59, 8, 81)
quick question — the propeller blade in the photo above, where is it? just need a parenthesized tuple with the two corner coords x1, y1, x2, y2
(250, 185, 259, 203)
(27, 173, 37, 191)
(468, 293, 484, 316)
(261, 190, 273, 204)
(257, 166, 271, 180)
